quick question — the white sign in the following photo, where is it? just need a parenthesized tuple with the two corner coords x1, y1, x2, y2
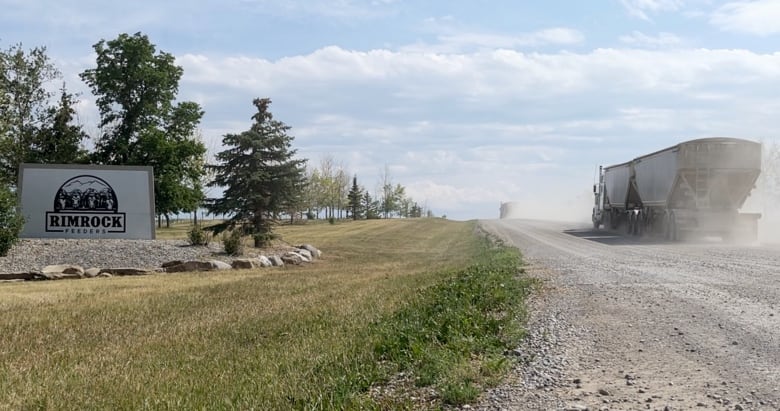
(18, 164, 156, 239)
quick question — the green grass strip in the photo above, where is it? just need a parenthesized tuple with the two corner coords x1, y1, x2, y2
(312, 241, 536, 410)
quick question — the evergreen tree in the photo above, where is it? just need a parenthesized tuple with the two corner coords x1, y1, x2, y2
(410, 202, 422, 218)
(207, 98, 307, 247)
(347, 175, 363, 220)
(362, 191, 380, 219)
(29, 83, 89, 164)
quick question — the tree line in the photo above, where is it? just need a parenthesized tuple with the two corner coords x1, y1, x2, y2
(0, 32, 433, 253)
(304, 159, 429, 221)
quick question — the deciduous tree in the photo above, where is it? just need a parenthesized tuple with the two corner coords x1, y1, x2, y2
(0, 43, 84, 186)
(80, 32, 206, 226)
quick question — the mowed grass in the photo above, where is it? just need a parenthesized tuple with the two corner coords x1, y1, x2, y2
(0, 218, 530, 410)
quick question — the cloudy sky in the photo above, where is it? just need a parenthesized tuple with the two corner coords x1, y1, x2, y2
(3, 0, 780, 220)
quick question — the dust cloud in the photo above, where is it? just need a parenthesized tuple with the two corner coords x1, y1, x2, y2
(752, 180, 780, 246)
(748, 141, 780, 245)
(499, 189, 594, 224)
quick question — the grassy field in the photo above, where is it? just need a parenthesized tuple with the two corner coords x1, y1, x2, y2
(0, 218, 533, 410)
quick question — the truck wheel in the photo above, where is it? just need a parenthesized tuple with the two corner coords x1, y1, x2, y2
(635, 211, 643, 236)
(662, 212, 671, 241)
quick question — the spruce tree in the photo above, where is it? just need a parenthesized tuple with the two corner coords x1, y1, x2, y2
(362, 191, 379, 219)
(207, 98, 307, 247)
(30, 84, 89, 164)
(347, 175, 363, 220)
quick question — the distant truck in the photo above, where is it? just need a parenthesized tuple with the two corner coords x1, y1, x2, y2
(592, 137, 761, 241)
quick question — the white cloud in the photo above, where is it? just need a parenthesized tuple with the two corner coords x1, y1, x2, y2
(619, 31, 683, 47)
(711, 0, 780, 35)
(407, 18, 584, 53)
(434, 28, 584, 51)
(620, 0, 685, 20)
(179, 46, 780, 106)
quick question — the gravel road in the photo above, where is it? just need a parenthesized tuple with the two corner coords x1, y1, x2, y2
(475, 219, 780, 411)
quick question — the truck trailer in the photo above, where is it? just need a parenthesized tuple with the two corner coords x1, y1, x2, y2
(592, 137, 761, 241)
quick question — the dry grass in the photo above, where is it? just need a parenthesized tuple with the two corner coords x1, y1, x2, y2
(0, 218, 481, 410)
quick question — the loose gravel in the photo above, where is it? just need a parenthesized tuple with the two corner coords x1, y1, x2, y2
(0, 238, 232, 273)
(475, 219, 780, 411)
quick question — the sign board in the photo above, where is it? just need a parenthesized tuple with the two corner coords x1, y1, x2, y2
(18, 164, 156, 239)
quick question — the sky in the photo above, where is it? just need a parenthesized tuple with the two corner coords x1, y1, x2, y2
(3, 0, 780, 221)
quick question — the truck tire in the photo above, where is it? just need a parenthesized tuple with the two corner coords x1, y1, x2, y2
(663, 211, 671, 241)
(635, 211, 643, 236)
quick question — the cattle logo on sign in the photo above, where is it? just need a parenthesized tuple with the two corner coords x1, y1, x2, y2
(45, 175, 126, 234)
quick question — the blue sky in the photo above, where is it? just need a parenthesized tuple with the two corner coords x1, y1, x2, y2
(3, 0, 780, 220)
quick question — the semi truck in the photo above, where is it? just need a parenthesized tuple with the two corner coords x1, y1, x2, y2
(592, 137, 761, 241)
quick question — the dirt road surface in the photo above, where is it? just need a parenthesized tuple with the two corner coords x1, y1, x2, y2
(476, 219, 780, 411)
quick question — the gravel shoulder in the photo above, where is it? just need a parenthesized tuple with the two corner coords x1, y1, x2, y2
(476, 219, 780, 411)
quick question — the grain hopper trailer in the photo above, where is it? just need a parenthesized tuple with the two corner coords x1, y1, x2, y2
(592, 137, 761, 240)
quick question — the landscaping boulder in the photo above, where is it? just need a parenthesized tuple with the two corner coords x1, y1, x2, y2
(161, 260, 184, 269)
(39, 272, 82, 280)
(268, 255, 284, 267)
(281, 252, 306, 265)
(298, 244, 321, 259)
(296, 248, 313, 261)
(209, 260, 232, 271)
(231, 258, 258, 269)
(0, 272, 36, 281)
(101, 267, 150, 276)
(163, 260, 214, 273)
(42, 264, 84, 277)
(164, 260, 231, 273)
(258, 255, 273, 267)
(84, 268, 102, 278)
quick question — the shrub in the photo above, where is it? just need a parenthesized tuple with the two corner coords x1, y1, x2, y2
(252, 231, 277, 248)
(0, 186, 24, 257)
(222, 229, 244, 256)
(328, 217, 335, 225)
(187, 224, 211, 246)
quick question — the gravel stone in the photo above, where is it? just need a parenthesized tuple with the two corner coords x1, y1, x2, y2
(1, 239, 234, 273)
